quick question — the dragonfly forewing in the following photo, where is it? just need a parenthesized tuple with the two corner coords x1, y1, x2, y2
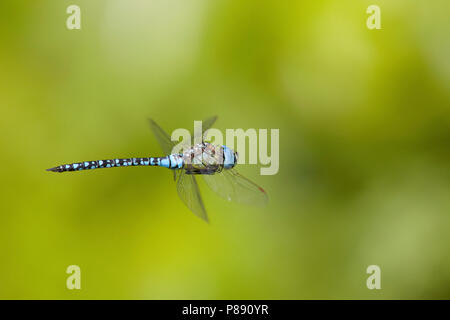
(148, 118, 176, 155)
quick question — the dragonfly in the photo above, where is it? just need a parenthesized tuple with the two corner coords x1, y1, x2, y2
(47, 116, 268, 222)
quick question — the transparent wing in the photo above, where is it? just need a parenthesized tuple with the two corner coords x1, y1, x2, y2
(149, 116, 217, 152)
(173, 168, 183, 181)
(191, 115, 218, 144)
(148, 118, 175, 155)
(202, 169, 268, 206)
(176, 172, 209, 222)
(201, 115, 218, 134)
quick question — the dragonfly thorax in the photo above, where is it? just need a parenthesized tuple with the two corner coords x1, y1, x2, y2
(182, 143, 237, 174)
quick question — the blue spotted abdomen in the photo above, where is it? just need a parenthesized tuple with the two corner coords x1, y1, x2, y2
(47, 155, 184, 173)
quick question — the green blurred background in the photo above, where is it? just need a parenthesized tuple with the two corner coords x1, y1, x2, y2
(0, 0, 449, 299)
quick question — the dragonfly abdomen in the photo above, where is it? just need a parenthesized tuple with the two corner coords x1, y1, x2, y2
(47, 155, 184, 173)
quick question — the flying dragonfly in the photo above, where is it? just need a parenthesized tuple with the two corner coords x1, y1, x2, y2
(47, 116, 268, 222)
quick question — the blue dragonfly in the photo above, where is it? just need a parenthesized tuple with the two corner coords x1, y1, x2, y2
(47, 117, 268, 222)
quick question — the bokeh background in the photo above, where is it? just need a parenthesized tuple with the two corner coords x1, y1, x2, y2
(0, 0, 449, 299)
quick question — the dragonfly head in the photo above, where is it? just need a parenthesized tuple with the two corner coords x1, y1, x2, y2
(222, 145, 237, 169)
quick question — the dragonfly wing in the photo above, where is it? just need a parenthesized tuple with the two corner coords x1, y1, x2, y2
(148, 118, 176, 155)
(191, 115, 218, 144)
(150, 116, 217, 154)
(176, 172, 209, 222)
(201, 115, 218, 133)
(202, 169, 268, 206)
(173, 168, 183, 181)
